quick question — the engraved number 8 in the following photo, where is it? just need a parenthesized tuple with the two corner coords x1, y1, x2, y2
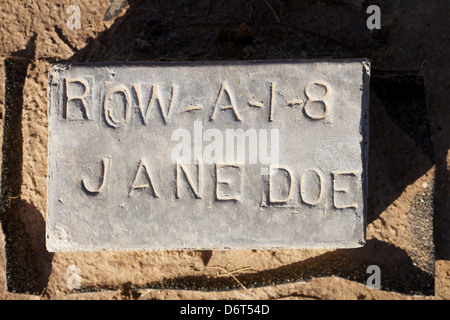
(304, 82, 330, 120)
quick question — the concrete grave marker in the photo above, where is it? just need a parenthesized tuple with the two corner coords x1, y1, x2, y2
(46, 60, 370, 251)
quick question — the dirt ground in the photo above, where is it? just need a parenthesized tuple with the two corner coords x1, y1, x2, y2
(0, 0, 449, 300)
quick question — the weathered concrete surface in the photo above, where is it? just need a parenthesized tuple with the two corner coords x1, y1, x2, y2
(47, 60, 369, 251)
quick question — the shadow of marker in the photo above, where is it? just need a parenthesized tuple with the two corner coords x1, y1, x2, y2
(146, 239, 433, 295)
(0, 35, 54, 294)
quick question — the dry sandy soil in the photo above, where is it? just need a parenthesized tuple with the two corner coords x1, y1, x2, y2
(0, 0, 448, 300)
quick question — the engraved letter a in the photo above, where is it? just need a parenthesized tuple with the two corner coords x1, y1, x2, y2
(210, 83, 242, 121)
(129, 159, 159, 198)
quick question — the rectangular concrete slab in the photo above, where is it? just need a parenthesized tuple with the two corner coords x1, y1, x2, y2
(46, 60, 370, 251)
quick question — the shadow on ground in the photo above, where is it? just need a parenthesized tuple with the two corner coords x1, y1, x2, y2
(1, 35, 54, 294)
